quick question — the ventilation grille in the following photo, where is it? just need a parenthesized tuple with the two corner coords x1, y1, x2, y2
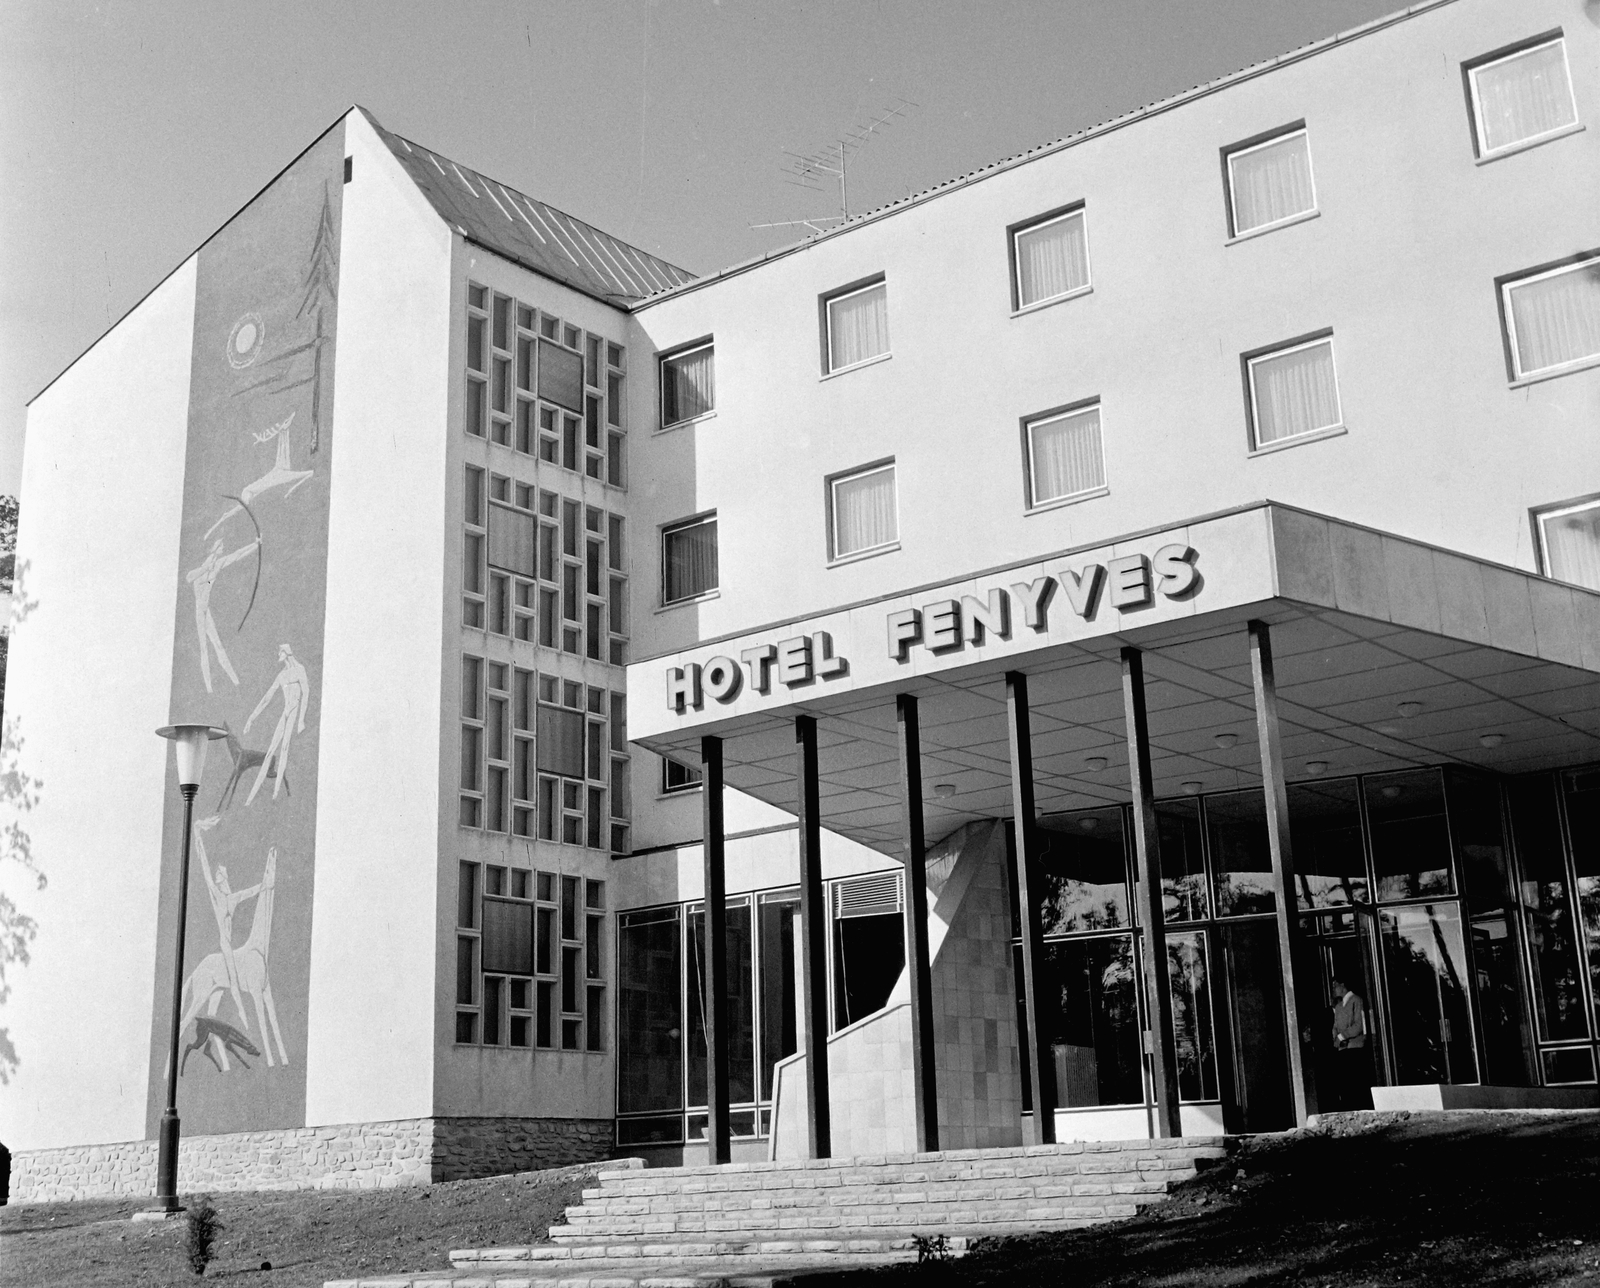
(833, 871, 903, 919)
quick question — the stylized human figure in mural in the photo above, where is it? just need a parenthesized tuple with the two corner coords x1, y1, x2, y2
(243, 643, 310, 806)
(186, 536, 261, 692)
(180, 845, 288, 1072)
(194, 815, 257, 1023)
(205, 412, 314, 539)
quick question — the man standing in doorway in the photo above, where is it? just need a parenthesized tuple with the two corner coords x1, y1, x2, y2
(1331, 976, 1373, 1110)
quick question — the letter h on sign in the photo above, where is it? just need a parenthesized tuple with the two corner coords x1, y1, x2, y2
(667, 664, 703, 713)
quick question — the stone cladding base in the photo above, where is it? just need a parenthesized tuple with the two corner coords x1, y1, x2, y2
(9, 1116, 612, 1203)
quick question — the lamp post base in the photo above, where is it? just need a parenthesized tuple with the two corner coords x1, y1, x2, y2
(154, 1108, 182, 1213)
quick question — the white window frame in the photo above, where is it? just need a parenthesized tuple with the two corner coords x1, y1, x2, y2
(1225, 127, 1317, 240)
(660, 513, 718, 606)
(823, 280, 890, 375)
(1468, 36, 1581, 160)
(1245, 334, 1344, 453)
(1501, 256, 1600, 383)
(1025, 402, 1108, 510)
(1010, 207, 1092, 312)
(659, 341, 716, 430)
(1534, 494, 1600, 586)
(828, 461, 899, 563)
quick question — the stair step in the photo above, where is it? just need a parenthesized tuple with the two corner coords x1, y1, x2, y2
(453, 1235, 974, 1263)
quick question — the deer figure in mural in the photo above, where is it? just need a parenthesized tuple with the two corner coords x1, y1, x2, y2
(218, 722, 289, 809)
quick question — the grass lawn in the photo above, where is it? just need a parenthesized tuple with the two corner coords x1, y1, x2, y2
(0, 1160, 601, 1287)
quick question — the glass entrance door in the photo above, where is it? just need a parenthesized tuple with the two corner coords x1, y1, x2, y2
(1303, 908, 1387, 1110)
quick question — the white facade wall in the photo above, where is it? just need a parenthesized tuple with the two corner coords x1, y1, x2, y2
(2, 260, 198, 1151)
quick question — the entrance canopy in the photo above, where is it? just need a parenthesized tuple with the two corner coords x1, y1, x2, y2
(628, 503, 1600, 856)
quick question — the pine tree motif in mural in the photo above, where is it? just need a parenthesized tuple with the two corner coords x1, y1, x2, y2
(232, 185, 338, 453)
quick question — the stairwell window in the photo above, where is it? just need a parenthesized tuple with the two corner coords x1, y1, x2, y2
(661, 513, 718, 605)
(823, 278, 889, 374)
(1467, 36, 1580, 159)
(1026, 402, 1106, 509)
(1535, 496, 1600, 591)
(1011, 205, 1091, 310)
(829, 461, 898, 562)
(1224, 126, 1316, 239)
(1501, 256, 1600, 383)
(660, 341, 715, 428)
(1244, 333, 1343, 452)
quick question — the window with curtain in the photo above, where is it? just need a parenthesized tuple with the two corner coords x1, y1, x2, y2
(1470, 38, 1579, 156)
(1013, 209, 1090, 309)
(662, 515, 718, 603)
(1247, 336, 1342, 448)
(1503, 258, 1600, 380)
(825, 281, 889, 372)
(1027, 405, 1105, 506)
(661, 343, 715, 425)
(1537, 499, 1600, 591)
(831, 463, 897, 559)
(1226, 129, 1316, 237)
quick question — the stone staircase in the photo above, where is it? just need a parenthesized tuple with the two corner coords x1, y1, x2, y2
(326, 1136, 1228, 1287)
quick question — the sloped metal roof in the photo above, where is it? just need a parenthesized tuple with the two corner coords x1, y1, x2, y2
(364, 110, 698, 305)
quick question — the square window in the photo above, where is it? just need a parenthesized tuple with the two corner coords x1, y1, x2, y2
(1026, 404, 1106, 506)
(829, 462, 898, 560)
(661, 342, 715, 425)
(1535, 497, 1600, 591)
(1226, 128, 1315, 237)
(1012, 208, 1090, 309)
(1245, 335, 1342, 449)
(824, 280, 888, 373)
(1468, 37, 1579, 158)
(662, 515, 718, 604)
(1501, 257, 1600, 382)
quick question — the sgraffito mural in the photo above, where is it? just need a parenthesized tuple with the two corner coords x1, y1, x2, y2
(146, 124, 343, 1137)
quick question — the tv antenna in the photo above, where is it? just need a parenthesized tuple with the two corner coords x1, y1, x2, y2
(751, 98, 918, 235)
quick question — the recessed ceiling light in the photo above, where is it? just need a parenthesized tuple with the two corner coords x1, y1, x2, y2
(1214, 734, 1238, 750)
(1478, 733, 1505, 749)
(1375, 724, 1401, 736)
(933, 782, 957, 798)
(1078, 816, 1099, 832)
(1381, 784, 1402, 799)
(1181, 781, 1203, 795)
(1306, 760, 1329, 775)
(1085, 756, 1109, 771)
(1397, 701, 1423, 718)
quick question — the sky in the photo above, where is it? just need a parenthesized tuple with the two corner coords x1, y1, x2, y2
(0, 0, 1416, 501)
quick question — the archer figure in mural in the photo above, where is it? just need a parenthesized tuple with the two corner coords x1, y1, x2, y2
(186, 535, 261, 692)
(180, 844, 288, 1072)
(205, 412, 314, 540)
(243, 643, 310, 806)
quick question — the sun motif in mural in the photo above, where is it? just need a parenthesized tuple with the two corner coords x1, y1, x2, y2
(226, 312, 265, 369)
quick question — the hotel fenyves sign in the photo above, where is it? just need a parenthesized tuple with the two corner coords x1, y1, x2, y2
(634, 508, 1278, 739)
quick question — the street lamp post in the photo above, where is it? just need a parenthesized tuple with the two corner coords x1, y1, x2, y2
(152, 723, 227, 1215)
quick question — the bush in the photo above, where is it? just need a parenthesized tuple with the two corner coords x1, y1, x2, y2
(185, 1196, 222, 1275)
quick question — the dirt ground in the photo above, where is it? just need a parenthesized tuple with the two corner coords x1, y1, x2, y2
(852, 1111, 1600, 1287)
(0, 1160, 600, 1287)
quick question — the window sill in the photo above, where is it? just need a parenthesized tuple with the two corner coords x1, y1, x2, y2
(1248, 423, 1347, 457)
(821, 352, 892, 382)
(1226, 208, 1320, 245)
(828, 540, 901, 568)
(655, 589, 720, 614)
(1509, 354, 1600, 388)
(658, 787, 703, 800)
(1476, 122, 1585, 165)
(1026, 485, 1110, 515)
(1010, 285, 1093, 318)
(657, 410, 717, 434)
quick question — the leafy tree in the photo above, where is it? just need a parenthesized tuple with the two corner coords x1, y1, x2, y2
(0, 508, 40, 1085)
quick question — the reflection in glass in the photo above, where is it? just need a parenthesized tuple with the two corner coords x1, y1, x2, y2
(1156, 800, 1208, 922)
(1038, 808, 1128, 933)
(1206, 790, 1276, 916)
(1508, 776, 1590, 1042)
(1042, 935, 1144, 1107)
(688, 900, 755, 1105)
(834, 909, 904, 1029)
(1289, 778, 1369, 908)
(758, 893, 800, 1099)
(1167, 931, 1219, 1101)
(617, 907, 683, 1114)
(1366, 769, 1453, 902)
(1380, 903, 1476, 1085)
(1220, 920, 1293, 1131)
(1560, 769, 1600, 1030)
